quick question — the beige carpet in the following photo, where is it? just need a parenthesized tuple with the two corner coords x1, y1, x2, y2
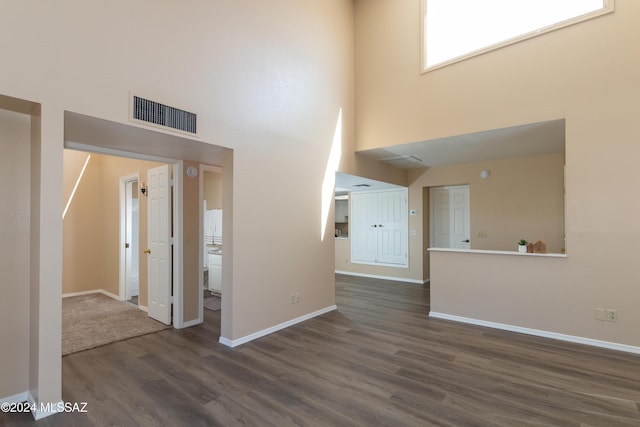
(62, 293, 170, 356)
(204, 295, 221, 311)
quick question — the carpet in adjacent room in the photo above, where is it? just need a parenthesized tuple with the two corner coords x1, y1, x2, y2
(62, 293, 170, 356)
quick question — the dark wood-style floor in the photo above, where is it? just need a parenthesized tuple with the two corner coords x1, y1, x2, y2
(3, 274, 640, 426)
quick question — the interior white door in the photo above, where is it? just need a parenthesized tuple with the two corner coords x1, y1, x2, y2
(430, 188, 451, 248)
(125, 180, 140, 300)
(377, 190, 408, 265)
(147, 164, 172, 325)
(430, 185, 470, 249)
(450, 186, 470, 249)
(350, 192, 378, 263)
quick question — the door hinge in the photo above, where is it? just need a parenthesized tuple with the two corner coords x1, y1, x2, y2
(170, 296, 174, 304)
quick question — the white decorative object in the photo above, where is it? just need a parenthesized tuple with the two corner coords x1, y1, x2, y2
(518, 245, 527, 253)
(186, 166, 198, 177)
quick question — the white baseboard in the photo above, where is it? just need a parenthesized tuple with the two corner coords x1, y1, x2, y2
(335, 270, 427, 285)
(181, 318, 202, 328)
(219, 305, 337, 348)
(62, 289, 120, 300)
(26, 391, 63, 420)
(429, 312, 640, 355)
(0, 391, 57, 421)
(138, 305, 148, 312)
(0, 391, 29, 405)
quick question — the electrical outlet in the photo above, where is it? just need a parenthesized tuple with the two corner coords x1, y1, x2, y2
(606, 309, 617, 322)
(476, 231, 487, 238)
(290, 293, 300, 304)
(595, 307, 606, 321)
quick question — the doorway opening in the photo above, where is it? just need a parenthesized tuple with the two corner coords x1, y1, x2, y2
(200, 165, 223, 321)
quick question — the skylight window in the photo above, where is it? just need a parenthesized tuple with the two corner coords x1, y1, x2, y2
(423, 0, 614, 71)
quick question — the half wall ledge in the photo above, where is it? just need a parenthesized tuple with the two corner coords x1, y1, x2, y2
(428, 247, 567, 258)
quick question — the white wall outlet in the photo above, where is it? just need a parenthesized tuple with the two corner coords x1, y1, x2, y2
(595, 307, 606, 321)
(476, 231, 487, 238)
(606, 309, 617, 322)
(290, 293, 300, 304)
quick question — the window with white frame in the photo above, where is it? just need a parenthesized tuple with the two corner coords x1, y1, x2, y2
(422, 0, 614, 71)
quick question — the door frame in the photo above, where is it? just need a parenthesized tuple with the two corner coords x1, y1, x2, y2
(68, 141, 185, 329)
(119, 172, 140, 303)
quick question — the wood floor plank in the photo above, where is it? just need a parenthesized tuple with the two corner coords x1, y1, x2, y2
(2, 273, 640, 426)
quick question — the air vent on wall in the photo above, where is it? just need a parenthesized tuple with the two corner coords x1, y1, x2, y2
(132, 95, 197, 134)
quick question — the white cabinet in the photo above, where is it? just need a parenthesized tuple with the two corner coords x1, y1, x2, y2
(207, 253, 222, 293)
(351, 189, 408, 266)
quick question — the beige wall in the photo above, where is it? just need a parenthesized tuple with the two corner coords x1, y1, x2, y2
(414, 153, 566, 253)
(204, 170, 223, 210)
(183, 161, 201, 322)
(1, 0, 354, 403)
(355, 0, 640, 346)
(63, 151, 164, 308)
(336, 153, 565, 281)
(62, 152, 106, 294)
(0, 108, 31, 399)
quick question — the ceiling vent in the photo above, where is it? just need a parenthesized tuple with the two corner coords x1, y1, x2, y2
(380, 154, 425, 169)
(131, 95, 197, 135)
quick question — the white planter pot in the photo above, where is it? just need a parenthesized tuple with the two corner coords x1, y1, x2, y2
(518, 245, 528, 253)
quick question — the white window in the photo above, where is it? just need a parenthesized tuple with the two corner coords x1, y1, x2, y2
(422, 0, 614, 71)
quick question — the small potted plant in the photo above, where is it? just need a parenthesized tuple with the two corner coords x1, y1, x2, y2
(518, 239, 528, 253)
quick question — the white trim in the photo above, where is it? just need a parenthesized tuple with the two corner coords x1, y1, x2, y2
(335, 270, 427, 285)
(172, 162, 184, 329)
(428, 247, 567, 258)
(27, 392, 64, 421)
(138, 305, 148, 312)
(429, 312, 640, 355)
(62, 289, 119, 300)
(219, 305, 337, 348)
(181, 318, 203, 328)
(0, 391, 29, 405)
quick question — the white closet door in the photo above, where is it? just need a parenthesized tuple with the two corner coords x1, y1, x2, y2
(351, 192, 378, 263)
(351, 189, 408, 267)
(377, 189, 408, 265)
